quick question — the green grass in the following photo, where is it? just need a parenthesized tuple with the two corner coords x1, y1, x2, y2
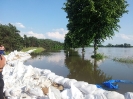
(4, 47, 45, 55)
(113, 57, 133, 63)
(21, 47, 45, 54)
(91, 53, 106, 60)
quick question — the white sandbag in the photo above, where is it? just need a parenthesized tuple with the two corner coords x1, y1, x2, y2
(61, 88, 72, 99)
(48, 86, 56, 99)
(39, 76, 51, 87)
(53, 76, 64, 83)
(104, 91, 125, 99)
(49, 86, 62, 99)
(63, 79, 77, 88)
(43, 69, 52, 75)
(70, 83, 84, 99)
(61, 83, 84, 99)
(23, 65, 35, 79)
(124, 92, 133, 99)
(4, 88, 12, 97)
(46, 72, 56, 80)
(93, 88, 106, 94)
(6, 96, 19, 99)
(10, 87, 22, 97)
(91, 88, 107, 99)
(19, 93, 32, 99)
(74, 81, 89, 88)
(84, 94, 94, 99)
(93, 93, 107, 99)
(13, 50, 18, 55)
(34, 67, 42, 78)
(25, 87, 44, 97)
(57, 78, 70, 85)
(79, 84, 97, 94)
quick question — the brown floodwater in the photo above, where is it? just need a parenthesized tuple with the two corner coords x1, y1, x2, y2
(24, 47, 133, 94)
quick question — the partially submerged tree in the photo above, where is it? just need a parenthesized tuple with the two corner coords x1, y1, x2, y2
(63, 0, 128, 56)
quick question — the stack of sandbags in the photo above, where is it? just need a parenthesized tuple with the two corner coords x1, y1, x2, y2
(2, 50, 133, 99)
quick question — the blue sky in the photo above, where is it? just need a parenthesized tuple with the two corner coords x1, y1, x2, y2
(0, 0, 133, 45)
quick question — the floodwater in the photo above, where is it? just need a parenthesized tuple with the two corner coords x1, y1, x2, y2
(24, 47, 133, 94)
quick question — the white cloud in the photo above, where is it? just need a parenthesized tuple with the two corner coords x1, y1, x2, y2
(47, 32, 64, 39)
(21, 31, 46, 39)
(20, 28, 68, 42)
(115, 34, 133, 40)
(103, 33, 133, 45)
(46, 28, 68, 42)
(27, 31, 46, 39)
(15, 22, 25, 28)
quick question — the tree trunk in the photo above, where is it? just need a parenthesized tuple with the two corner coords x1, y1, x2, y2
(82, 47, 85, 53)
(82, 46, 85, 59)
(94, 39, 97, 56)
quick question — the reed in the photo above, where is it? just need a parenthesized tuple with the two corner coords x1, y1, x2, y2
(113, 57, 133, 63)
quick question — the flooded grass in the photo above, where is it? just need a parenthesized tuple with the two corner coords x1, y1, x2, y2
(113, 57, 133, 63)
(91, 53, 107, 60)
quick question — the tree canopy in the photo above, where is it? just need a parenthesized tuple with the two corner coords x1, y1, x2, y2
(63, 0, 128, 55)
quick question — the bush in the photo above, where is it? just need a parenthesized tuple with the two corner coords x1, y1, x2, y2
(91, 53, 105, 60)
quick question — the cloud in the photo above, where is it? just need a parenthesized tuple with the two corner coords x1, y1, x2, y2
(115, 34, 133, 40)
(21, 31, 46, 39)
(46, 28, 68, 42)
(103, 33, 133, 45)
(27, 31, 46, 39)
(15, 22, 25, 28)
(20, 28, 68, 42)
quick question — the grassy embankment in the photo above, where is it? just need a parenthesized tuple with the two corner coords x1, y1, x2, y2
(21, 47, 45, 54)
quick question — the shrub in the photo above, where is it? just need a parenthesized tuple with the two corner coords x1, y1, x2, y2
(91, 53, 105, 60)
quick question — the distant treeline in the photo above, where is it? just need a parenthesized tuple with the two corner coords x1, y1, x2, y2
(0, 23, 64, 51)
(97, 43, 132, 47)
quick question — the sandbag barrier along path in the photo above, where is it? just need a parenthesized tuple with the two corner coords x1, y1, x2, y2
(2, 50, 133, 99)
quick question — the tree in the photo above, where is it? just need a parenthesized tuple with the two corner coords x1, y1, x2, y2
(0, 23, 24, 51)
(63, 0, 128, 56)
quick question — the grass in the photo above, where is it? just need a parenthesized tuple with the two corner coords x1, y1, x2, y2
(21, 47, 45, 54)
(113, 57, 133, 64)
(4, 47, 45, 55)
(91, 53, 106, 60)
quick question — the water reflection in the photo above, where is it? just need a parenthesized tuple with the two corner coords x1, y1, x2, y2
(24, 48, 133, 94)
(64, 49, 112, 84)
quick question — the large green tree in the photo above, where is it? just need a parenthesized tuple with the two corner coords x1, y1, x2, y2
(63, 0, 128, 55)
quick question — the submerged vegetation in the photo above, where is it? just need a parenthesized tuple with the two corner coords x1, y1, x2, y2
(91, 53, 107, 60)
(113, 57, 133, 63)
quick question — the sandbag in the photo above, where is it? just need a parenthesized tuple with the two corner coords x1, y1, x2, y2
(124, 92, 133, 99)
(104, 91, 125, 99)
(49, 86, 62, 99)
(74, 81, 89, 88)
(61, 83, 84, 99)
(63, 79, 77, 88)
(79, 84, 97, 94)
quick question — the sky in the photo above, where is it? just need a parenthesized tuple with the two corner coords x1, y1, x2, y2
(0, 0, 133, 46)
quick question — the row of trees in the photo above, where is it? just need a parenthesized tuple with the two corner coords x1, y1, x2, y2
(63, 0, 129, 56)
(0, 23, 63, 51)
(105, 43, 132, 47)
